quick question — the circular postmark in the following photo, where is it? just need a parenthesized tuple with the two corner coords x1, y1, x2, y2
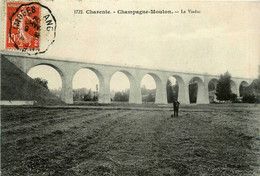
(9, 2, 56, 55)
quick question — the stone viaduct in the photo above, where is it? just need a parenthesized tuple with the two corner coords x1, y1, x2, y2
(3, 54, 255, 104)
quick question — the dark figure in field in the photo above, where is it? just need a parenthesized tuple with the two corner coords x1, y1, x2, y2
(173, 100, 180, 117)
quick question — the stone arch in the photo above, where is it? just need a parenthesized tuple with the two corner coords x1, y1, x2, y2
(189, 77, 207, 104)
(27, 64, 64, 96)
(109, 70, 135, 103)
(113, 70, 135, 86)
(208, 78, 218, 103)
(27, 63, 77, 104)
(239, 81, 249, 97)
(141, 73, 163, 104)
(251, 79, 259, 86)
(166, 75, 185, 103)
(26, 63, 64, 78)
(74, 67, 104, 83)
(230, 80, 238, 95)
(72, 67, 105, 103)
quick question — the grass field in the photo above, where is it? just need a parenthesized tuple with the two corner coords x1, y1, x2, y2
(1, 104, 260, 176)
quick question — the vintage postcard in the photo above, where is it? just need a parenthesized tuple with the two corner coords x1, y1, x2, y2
(0, 0, 260, 175)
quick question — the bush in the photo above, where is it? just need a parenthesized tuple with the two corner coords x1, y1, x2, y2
(114, 92, 129, 102)
(230, 93, 237, 103)
(242, 94, 256, 103)
(34, 78, 48, 90)
(256, 95, 260, 103)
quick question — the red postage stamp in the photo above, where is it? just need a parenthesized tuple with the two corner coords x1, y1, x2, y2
(6, 2, 56, 55)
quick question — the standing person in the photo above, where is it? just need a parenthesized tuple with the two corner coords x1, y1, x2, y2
(173, 99, 180, 117)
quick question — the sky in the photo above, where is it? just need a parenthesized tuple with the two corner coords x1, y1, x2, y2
(3, 1, 260, 90)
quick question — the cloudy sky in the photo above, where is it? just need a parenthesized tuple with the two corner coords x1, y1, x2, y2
(43, 1, 260, 77)
(3, 1, 260, 90)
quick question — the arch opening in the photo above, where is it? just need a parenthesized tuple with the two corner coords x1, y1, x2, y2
(167, 77, 178, 103)
(189, 77, 205, 104)
(166, 75, 185, 103)
(72, 68, 100, 103)
(110, 71, 131, 103)
(239, 81, 249, 97)
(208, 78, 218, 103)
(141, 74, 158, 103)
(27, 65, 62, 98)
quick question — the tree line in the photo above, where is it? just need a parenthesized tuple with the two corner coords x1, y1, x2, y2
(111, 86, 156, 102)
(215, 72, 260, 103)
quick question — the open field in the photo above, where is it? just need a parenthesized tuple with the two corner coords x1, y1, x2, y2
(1, 104, 260, 176)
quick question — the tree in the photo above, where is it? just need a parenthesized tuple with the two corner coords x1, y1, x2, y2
(114, 91, 129, 102)
(141, 86, 156, 102)
(147, 93, 155, 102)
(50, 88, 62, 97)
(34, 78, 49, 90)
(242, 94, 256, 103)
(167, 80, 174, 103)
(83, 89, 92, 101)
(73, 88, 88, 101)
(239, 84, 247, 97)
(141, 85, 148, 95)
(253, 75, 260, 94)
(215, 71, 233, 101)
(167, 80, 179, 103)
(230, 93, 237, 102)
(114, 92, 122, 101)
(252, 75, 260, 103)
(173, 84, 179, 100)
(189, 83, 198, 103)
